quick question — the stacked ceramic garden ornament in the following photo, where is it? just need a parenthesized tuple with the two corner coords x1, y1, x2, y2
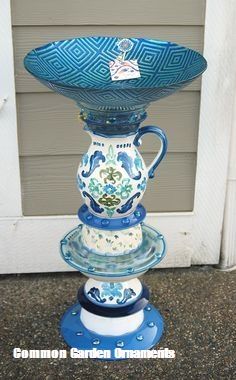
(24, 37, 207, 358)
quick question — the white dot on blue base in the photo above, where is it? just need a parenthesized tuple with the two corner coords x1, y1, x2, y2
(71, 311, 77, 316)
(92, 339, 100, 345)
(116, 340, 125, 348)
(136, 334, 144, 341)
(101, 219, 110, 226)
(122, 218, 130, 225)
(145, 306, 152, 311)
(147, 321, 155, 327)
(76, 331, 83, 336)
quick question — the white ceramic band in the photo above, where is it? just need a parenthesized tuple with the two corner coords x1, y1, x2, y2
(82, 271, 147, 282)
(80, 308, 144, 336)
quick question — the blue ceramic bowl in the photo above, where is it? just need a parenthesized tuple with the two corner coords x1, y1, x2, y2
(24, 36, 207, 109)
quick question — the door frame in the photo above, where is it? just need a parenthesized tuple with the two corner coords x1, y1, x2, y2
(0, 0, 235, 273)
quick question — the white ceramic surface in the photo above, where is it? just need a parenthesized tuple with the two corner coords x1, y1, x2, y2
(81, 270, 148, 283)
(81, 223, 142, 255)
(84, 278, 142, 306)
(80, 308, 144, 336)
(77, 133, 148, 218)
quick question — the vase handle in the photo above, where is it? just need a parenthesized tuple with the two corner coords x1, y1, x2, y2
(133, 125, 168, 179)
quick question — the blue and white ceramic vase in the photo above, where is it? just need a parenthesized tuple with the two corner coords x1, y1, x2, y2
(24, 36, 207, 359)
(77, 126, 167, 219)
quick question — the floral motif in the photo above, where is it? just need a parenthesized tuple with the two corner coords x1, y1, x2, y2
(117, 152, 141, 180)
(88, 178, 103, 198)
(101, 282, 123, 300)
(106, 145, 116, 166)
(82, 150, 105, 178)
(117, 192, 141, 214)
(137, 177, 147, 191)
(100, 167, 122, 184)
(103, 184, 116, 195)
(116, 178, 133, 199)
(87, 287, 106, 303)
(134, 150, 144, 170)
(77, 175, 85, 190)
(105, 207, 116, 218)
(83, 191, 104, 213)
(87, 283, 137, 304)
(81, 153, 89, 167)
(117, 288, 136, 304)
(98, 194, 121, 207)
(80, 141, 147, 216)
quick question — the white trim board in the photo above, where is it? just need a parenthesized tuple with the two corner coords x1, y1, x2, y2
(191, 0, 236, 265)
(221, 87, 236, 269)
(0, 0, 22, 217)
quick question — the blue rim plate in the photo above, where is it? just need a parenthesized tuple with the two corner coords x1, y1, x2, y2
(60, 223, 166, 278)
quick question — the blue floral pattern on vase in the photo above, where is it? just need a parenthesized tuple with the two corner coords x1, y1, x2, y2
(116, 179, 132, 199)
(134, 150, 144, 171)
(82, 191, 104, 213)
(82, 151, 105, 178)
(117, 152, 141, 180)
(101, 282, 123, 300)
(77, 133, 161, 217)
(137, 177, 147, 191)
(87, 283, 136, 304)
(87, 287, 106, 303)
(105, 145, 116, 166)
(116, 288, 137, 304)
(104, 207, 116, 218)
(88, 178, 103, 198)
(77, 175, 85, 190)
(77, 141, 145, 217)
(81, 153, 89, 167)
(117, 192, 141, 214)
(103, 184, 116, 195)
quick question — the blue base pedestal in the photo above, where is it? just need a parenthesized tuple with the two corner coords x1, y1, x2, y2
(60, 303, 164, 360)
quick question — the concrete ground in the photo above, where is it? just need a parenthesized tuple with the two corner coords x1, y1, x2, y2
(0, 267, 235, 380)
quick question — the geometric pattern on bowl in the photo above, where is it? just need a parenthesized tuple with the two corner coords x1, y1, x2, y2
(24, 36, 207, 108)
(60, 223, 166, 278)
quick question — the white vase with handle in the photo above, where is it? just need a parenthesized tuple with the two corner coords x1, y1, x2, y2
(77, 125, 167, 219)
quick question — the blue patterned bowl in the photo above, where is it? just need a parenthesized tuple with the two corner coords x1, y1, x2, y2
(24, 36, 207, 109)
